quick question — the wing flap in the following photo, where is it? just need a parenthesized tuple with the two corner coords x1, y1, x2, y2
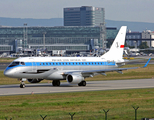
(81, 67, 138, 74)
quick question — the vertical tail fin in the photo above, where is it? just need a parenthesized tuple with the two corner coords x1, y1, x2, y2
(101, 26, 127, 60)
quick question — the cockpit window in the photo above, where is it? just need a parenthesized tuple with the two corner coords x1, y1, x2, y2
(21, 62, 25, 65)
(8, 61, 25, 67)
(8, 62, 20, 67)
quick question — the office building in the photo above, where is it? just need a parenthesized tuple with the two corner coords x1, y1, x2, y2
(142, 30, 154, 47)
(64, 6, 105, 26)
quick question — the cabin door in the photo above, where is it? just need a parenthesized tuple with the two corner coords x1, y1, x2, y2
(31, 58, 37, 72)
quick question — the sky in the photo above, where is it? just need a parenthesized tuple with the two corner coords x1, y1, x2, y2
(0, 0, 153, 23)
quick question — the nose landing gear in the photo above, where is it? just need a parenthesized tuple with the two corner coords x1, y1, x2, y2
(20, 81, 25, 88)
(19, 78, 26, 88)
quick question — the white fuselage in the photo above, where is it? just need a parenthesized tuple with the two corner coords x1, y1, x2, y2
(4, 57, 121, 80)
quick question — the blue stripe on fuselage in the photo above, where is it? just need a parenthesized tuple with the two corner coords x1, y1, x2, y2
(35, 62, 115, 66)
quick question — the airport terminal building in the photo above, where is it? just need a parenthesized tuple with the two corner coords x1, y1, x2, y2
(0, 6, 119, 54)
(0, 26, 118, 54)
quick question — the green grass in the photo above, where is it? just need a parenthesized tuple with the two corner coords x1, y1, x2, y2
(0, 58, 15, 63)
(0, 89, 154, 120)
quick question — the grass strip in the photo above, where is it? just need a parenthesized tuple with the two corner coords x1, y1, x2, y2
(0, 58, 15, 63)
(0, 88, 154, 120)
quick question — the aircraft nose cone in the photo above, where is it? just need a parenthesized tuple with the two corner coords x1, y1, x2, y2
(4, 70, 13, 77)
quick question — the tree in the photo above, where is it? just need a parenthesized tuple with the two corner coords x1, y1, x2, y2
(139, 42, 149, 49)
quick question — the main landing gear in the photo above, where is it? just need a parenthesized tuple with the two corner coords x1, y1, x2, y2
(78, 81, 86, 86)
(52, 80, 60, 86)
(52, 80, 86, 86)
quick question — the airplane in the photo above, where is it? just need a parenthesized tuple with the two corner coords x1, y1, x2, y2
(4, 26, 151, 88)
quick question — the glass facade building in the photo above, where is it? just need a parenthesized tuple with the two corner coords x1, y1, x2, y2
(0, 26, 118, 53)
(64, 6, 105, 26)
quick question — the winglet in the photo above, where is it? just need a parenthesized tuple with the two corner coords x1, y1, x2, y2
(142, 58, 151, 68)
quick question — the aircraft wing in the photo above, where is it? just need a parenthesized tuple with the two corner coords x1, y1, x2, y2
(81, 67, 138, 75)
(63, 58, 151, 76)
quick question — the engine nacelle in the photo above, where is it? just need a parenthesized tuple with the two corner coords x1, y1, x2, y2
(66, 74, 84, 84)
(27, 79, 43, 83)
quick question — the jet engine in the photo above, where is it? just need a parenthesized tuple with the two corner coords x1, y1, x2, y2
(27, 79, 43, 83)
(66, 74, 84, 84)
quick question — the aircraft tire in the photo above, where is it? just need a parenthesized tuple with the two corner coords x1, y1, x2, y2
(78, 81, 86, 86)
(82, 81, 86, 86)
(78, 82, 82, 86)
(56, 80, 60, 86)
(52, 80, 60, 86)
(52, 81, 56, 86)
(20, 84, 25, 88)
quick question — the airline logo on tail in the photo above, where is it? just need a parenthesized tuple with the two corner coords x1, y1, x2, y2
(120, 45, 124, 48)
(116, 42, 124, 48)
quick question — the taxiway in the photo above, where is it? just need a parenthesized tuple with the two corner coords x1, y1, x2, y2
(0, 79, 154, 96)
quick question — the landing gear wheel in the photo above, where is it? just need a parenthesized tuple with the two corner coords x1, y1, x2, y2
(78, 82, 82, 86)
(56, 80, 60, 86)
(52, 81, 56, 86)
(78, 81, 86, 86)
(82, 81, 86, 86)
(20, 83, 25, 88)
(52, 80, 60, 86)
(19, 79, 26, 88)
